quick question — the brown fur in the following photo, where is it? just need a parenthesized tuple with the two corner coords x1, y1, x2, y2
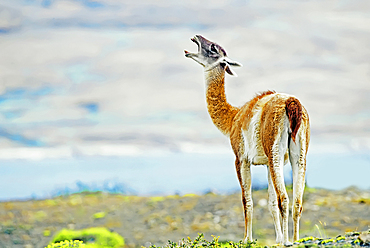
(302, 107, 310, 153)
(230, 91, 275, 160)
(260, 96, 286, 158)
(285, 97, 303, 143)
(206, 68, 239, 135)
(241, 91, 276, 131)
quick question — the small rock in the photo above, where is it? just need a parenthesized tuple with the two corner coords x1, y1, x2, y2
(67, 223, 75, 230)
(213, 215, 220, 224)
(258, 198, 267, 207)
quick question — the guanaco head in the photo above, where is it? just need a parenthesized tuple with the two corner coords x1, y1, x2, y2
(184, 35, 242, 76)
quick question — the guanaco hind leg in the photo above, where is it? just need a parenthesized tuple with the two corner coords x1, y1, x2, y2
(289, 129, 307, 242)
(267, 170, 283, 244)
(268, 129, 292, 245)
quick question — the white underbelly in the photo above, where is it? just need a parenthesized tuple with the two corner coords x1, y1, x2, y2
(243, 138, 268, 165)
(242, 125, 290, 166)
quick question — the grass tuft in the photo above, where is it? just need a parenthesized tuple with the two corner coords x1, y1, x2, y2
(149, 233, 262, 248)
(46, 240, 85, 248)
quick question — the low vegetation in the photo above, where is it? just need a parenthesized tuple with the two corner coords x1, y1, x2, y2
(49, 227, 124, 248)
(47, 230, 370, 248)
(0, 187, 368, 247)
(46, 240, 85, 248)
(149, 233, 261, 248)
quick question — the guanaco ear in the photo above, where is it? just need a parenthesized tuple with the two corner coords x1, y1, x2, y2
(221, 62, 238, 77)
(224, 57, 242, 67)
(221, 57, 241, 76)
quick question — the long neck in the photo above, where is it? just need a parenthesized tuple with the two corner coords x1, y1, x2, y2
(205, 65, 239, 136)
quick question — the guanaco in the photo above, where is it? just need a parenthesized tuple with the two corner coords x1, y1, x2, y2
(185, 35, 310, 245)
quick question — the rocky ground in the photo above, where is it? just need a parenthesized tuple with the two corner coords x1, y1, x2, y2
(0, 187, 369, 248)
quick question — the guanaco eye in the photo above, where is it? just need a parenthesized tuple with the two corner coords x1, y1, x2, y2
(210, 44, 218, 54)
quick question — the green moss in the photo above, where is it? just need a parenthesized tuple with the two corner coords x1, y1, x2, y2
(336, 236, 346, 242)
(340, 244, 353, 248)
(183, 193, 198, 198)
(353, 238, 361, 245)
(320, 239, 334, 245)
(44, 229, 51, 237)
(147, 196, 166, 207)
(50, 227, 124, 248)
(46, 240, 85, 248)
(297, 243, 318, 248)
(149, 196, 165, 202)
(345, 231, 360, 237)
(92, 211, 106, 219)
(34, 210, 47, 222)
(297, 236, 315, 243)
(45, 199, 58, 207)
(166, 195, 180, 200)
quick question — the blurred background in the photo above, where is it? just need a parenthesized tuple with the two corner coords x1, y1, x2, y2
(0, 0, 369, 201)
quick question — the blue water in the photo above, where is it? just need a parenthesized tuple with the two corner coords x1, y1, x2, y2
(0, 152, 369, 201)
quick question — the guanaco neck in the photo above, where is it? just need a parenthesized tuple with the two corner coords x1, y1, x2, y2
(205, 64, 240, 136)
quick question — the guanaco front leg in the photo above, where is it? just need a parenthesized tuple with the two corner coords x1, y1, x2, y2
(236, 158, 253, 242)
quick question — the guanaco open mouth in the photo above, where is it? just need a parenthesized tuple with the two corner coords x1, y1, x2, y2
(184, 36, 200, 57)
